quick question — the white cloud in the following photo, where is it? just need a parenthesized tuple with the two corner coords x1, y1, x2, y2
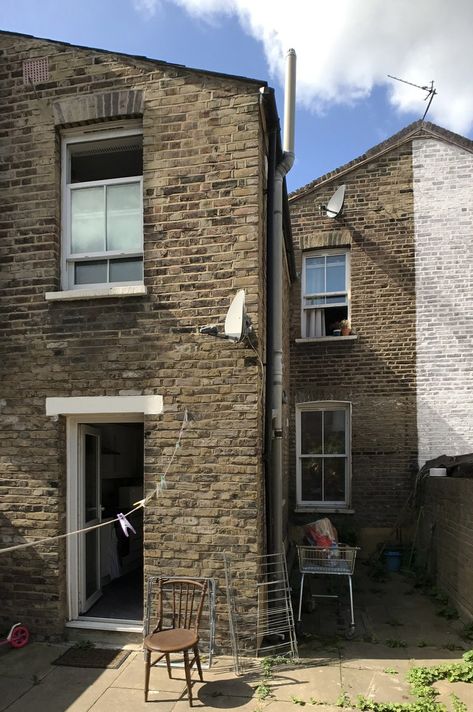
(159, 0, 473, 135)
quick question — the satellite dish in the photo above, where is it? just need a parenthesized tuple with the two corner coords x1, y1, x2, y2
(199, 289, 252, 342)
(326, 184, 346, 219)
(224, 289, 252, 342)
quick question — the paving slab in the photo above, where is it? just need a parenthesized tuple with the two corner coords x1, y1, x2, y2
(0, 676, 34, 712)
(4, 665, 124, 712)
(264, 664, 342, 704)
(340, 641, 413, 672)
(89, 686, 177, 711)
(341, 667, 414, 706)
(434, 679, 473, 711)
(111, 652, 188, 694)
(0, 642, 69, 680)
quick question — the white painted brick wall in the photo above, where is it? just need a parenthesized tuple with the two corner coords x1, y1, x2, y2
(414, 138, 473, 465)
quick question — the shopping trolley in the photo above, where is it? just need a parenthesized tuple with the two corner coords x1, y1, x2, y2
(297, 545, 359, 636)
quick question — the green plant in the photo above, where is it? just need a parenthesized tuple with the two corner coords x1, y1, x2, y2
(450, 693, 467, 712)
(73, 639, 95, 650)
(309, 698, 327, 706)
(385, 618, 403, 627)
(255, 683, 272, 701)
(436, 605, 459, 620)
(336, 691, 352, 707)
(417, 640, 428, 648)
(290, 695, 306, 706)
(383, 668, 399, 675)
(385, 639, 407, 648)
(441, 642, 464, 651)
(462, 622, 473, 641)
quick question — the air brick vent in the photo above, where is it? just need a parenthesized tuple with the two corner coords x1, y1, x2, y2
(23, 57, 49, 85)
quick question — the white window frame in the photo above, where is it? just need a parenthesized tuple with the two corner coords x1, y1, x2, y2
(301, 248, 351, 338)
(296, 401, 352, 509)
(61, 125, 144, 291)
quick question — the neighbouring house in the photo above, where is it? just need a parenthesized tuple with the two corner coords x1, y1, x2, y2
(0, 30, 296, 644)
(288, 121, 473, 556)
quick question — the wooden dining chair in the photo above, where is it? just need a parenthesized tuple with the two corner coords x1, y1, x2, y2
(144, 577, 208, 705)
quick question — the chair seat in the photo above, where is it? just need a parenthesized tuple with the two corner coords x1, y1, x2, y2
(144, 628, 199, 653)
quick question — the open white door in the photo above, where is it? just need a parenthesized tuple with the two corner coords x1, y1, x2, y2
(78, 425, 102, 613)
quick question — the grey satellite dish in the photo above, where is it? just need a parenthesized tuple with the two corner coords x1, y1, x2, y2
(224, 289, 252, 342)
(326, 184, 346, 219)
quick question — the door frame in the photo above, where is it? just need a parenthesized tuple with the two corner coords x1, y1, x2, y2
(66, 413, 144, 623)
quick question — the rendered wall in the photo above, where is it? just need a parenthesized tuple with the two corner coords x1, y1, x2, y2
(413, 138, 473, 466)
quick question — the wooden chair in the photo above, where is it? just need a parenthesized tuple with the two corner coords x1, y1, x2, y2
(144, 577, 208, 705)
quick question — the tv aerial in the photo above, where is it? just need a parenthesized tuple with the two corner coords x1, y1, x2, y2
(200, 289, 253, 343)
(322, 184, 346, 219)
(387, 75, 437, 121)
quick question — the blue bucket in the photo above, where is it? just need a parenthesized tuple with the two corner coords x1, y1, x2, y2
(384, 550, 402, 573)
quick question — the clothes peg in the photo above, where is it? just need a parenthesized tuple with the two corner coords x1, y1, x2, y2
(117, 512, 136, 538)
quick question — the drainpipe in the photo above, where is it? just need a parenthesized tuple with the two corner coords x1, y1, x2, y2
(270, 48, 296, 555)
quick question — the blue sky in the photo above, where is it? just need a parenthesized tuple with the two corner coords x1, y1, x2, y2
(2, 0, 472, 192)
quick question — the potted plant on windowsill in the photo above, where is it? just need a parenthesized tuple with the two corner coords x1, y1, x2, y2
(340, 319, 351, 336)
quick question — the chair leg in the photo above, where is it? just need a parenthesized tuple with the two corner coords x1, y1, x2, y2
(165, 653, 172, 678)
(194, 646, 203, 681)
(183, 649, 193, 706)
(144, 650, 151, 702)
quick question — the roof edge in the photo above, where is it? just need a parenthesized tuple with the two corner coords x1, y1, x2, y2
(0, 28, 268, 88)
(290, 120, 473, 201)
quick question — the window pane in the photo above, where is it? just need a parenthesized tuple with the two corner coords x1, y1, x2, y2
(324, 410, 346, 453)
(325, 295, 347, 305)
(107, 183, 142, 251)
(71, 187, 105, 253)
(326, 255, 346, 292)
(74, 261, 107, 285)
(109, 258, 143, 282)
(323, 458, 346, 501)
(70, 136, 143, 183)
(305, 257, 324, 294)
(301, 458, 322, 501)
(301, 411, 322, 454)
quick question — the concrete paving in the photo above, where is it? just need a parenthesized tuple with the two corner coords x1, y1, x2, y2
(0, 569, 472, 711)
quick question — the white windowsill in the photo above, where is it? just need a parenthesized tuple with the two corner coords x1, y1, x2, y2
(45, 285, 148, 301)
(295, 507, 355, 515)
(295, 335, 358, 344)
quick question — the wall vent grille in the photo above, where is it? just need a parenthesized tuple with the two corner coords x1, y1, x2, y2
(23, 57, 49, 85)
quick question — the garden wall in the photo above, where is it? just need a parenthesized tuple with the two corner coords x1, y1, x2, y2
(418, 476, 473, 621)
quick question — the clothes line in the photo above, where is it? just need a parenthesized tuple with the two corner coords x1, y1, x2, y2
(0, 410, 189, 556)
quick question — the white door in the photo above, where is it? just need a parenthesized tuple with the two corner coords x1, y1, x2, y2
(78, 425, 102, 613)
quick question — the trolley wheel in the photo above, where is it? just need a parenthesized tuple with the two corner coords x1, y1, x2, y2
(9, 625, 29, 649)
(345, 626, 356, 640)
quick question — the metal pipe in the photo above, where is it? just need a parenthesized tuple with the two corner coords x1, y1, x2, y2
(270, 48, 296, 554)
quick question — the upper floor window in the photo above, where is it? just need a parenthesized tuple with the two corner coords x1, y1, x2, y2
(296, 402, 351, 509)
(301, 249, 350, 338)
(61, 127, 143, 290)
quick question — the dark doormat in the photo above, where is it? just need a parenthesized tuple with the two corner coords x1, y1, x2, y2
(52, 647, 131, 669)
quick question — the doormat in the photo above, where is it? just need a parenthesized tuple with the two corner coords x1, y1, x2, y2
(52, 647, 131, 669)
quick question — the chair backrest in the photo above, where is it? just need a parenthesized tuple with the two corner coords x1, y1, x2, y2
(158, 578, 208, 632)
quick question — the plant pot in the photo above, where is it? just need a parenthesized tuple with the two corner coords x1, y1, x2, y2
(332, 329, 341, 336)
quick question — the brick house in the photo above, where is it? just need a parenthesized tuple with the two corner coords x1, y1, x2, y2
(288, 121, 473, 552)
(0, 31, 296, 641)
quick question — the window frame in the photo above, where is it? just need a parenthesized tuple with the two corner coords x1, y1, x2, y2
(301, 248, 351, 339)
(295, 401, 352, 509)
(61, 125, 144, 291)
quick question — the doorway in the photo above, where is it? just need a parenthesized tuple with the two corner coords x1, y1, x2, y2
(67, 417, 144, 625)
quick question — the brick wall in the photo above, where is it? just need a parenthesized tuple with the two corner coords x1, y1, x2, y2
(418, 477, 473, 620)
(289, 144, 418, 535)
(413, 138, 473, 466)
(0, 33, 269, 640)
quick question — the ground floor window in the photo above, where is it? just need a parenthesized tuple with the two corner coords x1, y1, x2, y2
(296, 401, 351, 508)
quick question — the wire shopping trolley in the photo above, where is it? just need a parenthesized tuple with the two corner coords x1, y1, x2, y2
(297, 545, 360, 636)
